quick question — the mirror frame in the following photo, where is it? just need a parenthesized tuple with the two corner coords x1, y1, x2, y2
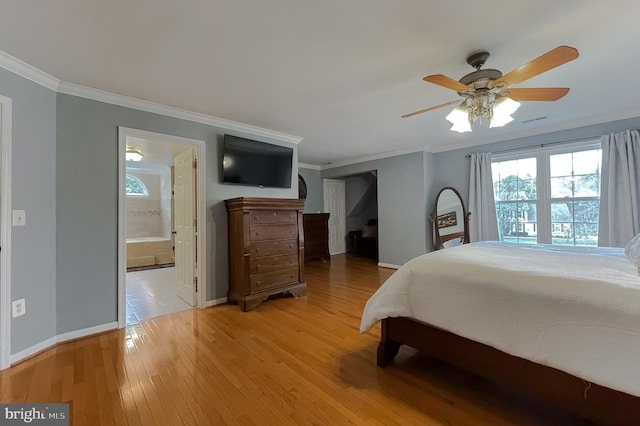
(432, 187, 470, 250)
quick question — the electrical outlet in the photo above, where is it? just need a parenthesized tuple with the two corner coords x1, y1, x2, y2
(12, 299, 26, 318)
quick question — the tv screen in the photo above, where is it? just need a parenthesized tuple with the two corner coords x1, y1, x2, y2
(222, 135, 293, 188)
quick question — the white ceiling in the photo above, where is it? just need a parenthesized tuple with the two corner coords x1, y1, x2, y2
(125, 136, 189, 173)
(2, 1, 640, 165)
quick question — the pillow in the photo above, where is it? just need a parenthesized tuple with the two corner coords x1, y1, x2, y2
(361, 225, 377, 238)
(624, 233, 640, 274)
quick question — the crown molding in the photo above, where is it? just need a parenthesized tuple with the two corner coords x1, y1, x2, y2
(0, 49, 302, 145)
(58, 81, 303, 144)
(319, 147, 424, 170)
(298, 162, 321, 170)
(0, 51, 60, 91)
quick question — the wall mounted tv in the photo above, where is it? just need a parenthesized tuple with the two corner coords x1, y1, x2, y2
(222, 135, 293, 188)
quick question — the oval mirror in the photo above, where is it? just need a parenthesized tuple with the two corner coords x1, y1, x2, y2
(433, 187, 470, 250)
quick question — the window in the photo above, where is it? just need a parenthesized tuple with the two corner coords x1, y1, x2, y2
(126, 174, 148, 196)
(492, 143, 601, 246)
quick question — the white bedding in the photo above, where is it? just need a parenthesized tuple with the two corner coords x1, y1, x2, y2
(360, 242, 640, 397)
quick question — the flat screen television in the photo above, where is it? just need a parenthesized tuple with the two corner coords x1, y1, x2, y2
(222, 135, 293, 188)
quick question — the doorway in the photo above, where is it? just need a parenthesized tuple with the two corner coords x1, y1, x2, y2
(117, 128, 206, 328)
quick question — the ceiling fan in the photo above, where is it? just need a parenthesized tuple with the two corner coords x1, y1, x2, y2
(402, 46, 579, 132)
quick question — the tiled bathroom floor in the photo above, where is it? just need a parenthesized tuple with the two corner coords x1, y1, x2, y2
(126, 267, 192, 324)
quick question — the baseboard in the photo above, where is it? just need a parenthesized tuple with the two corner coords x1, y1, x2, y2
(57, 321, 118, 345)
(378, 262, 401, 269)
(9, 336, 57, 365)
(205, 297, 228, 308)
(9, 321, 118, 366)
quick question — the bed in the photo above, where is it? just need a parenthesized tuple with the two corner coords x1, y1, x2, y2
(360, 241, 640, 425)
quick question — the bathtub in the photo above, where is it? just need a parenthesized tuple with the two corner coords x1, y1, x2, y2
(126, 237, 174, 268)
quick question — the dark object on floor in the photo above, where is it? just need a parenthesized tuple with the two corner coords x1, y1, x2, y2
(349, 219, 378, 261)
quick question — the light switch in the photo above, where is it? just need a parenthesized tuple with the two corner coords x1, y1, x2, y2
(12, 210, 26, 226)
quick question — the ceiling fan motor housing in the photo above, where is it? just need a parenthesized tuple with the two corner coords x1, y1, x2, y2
(458, 50, 503, 91)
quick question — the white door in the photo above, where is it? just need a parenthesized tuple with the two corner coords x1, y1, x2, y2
(323, 179, 346, 254)
(174, 148, 197, 306)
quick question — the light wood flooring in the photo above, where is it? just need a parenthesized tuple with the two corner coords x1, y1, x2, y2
(0, 254, 589, 425)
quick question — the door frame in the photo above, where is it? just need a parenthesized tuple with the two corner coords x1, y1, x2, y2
(117, 127, 206, 328)
(0, 96, 12, 369)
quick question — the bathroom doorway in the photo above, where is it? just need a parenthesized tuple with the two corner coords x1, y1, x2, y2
(117, 128, 206, 327)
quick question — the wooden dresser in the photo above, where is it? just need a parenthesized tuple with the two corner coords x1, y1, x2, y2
(225, 197, 306, 311)
(303, 213, 330, 261)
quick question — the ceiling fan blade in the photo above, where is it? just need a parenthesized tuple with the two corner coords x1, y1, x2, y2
(500, 87, 570, 101)
(423, 74, 474, 93)
(490, 46, 579, 89)
(402, 100, 461, 118)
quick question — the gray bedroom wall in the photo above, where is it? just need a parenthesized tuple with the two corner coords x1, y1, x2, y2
(298, 167, 323, 213)
(0, 68, 57, 355)
(322, 151, 427, 266)
(433, 117, 640, 206)
(56, 93, 298, 334)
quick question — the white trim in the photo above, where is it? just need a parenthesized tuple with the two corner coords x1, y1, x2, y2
(298, 162, 321, 170)
(0, 96, 12, 370)
(56, 321, 118, 344)
(118, 127, 208, 328)
(9, 337, 56, 365)
(377, 262, 401, 269)
(9, 322, 118, 365)
(205, 297, 228, 308)
(0, 50, 301, 145)
(321, 147, 423, 170)
(0, 51, 60, 91)
(59, 81, 302, 145)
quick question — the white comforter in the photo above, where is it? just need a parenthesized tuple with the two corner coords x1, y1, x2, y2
(360, 242, 640, 397)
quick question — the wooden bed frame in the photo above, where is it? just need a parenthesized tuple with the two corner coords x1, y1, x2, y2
(377, 317, 640, 426)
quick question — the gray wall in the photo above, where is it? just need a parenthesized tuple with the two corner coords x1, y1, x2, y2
(298, 167, 323, 213)
(0, 68, 57, 354)
(56, 94, 298, 334)
(322, 151, 428, 266)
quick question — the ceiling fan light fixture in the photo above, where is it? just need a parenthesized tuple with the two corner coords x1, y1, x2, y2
(490, 96, 520, 128)
(445, 105, 472, 133)
(126, 145, 144, 161)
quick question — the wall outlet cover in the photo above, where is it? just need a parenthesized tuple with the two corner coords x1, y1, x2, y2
(12, 299, 26, 318)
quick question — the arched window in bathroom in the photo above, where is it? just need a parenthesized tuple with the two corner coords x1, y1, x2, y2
(125, 174, 148, 196)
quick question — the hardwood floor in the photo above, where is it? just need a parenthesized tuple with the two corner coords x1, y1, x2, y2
(0, 254, 589, 425)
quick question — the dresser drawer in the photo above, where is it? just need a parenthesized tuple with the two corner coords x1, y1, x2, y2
(249, 224, 298, 241)
(250, 268, 299, 292)
(249, 239, 298, 257)
(249, 210, 297, 224)
(249, 254, 298, 274)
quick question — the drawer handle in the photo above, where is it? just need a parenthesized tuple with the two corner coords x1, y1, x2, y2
(273, 212, 277, 216)
(255, 232, 260, 236)
(254, 215, 259, 221)
(256, 264, 262, 270)
(257, 281, 262, 287)
(289, 243, 293, 248)
(289, 259, 294, 263)
(256, 247, 261, 252)
(290, 274, 294, 279)
(289, 228, 293, 234)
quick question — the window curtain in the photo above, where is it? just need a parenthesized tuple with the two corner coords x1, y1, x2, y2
(598, 129, 640, 247)
(468, 152, 499, 242)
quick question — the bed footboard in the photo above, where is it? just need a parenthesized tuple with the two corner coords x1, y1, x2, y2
(377, 317, 640, 426)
